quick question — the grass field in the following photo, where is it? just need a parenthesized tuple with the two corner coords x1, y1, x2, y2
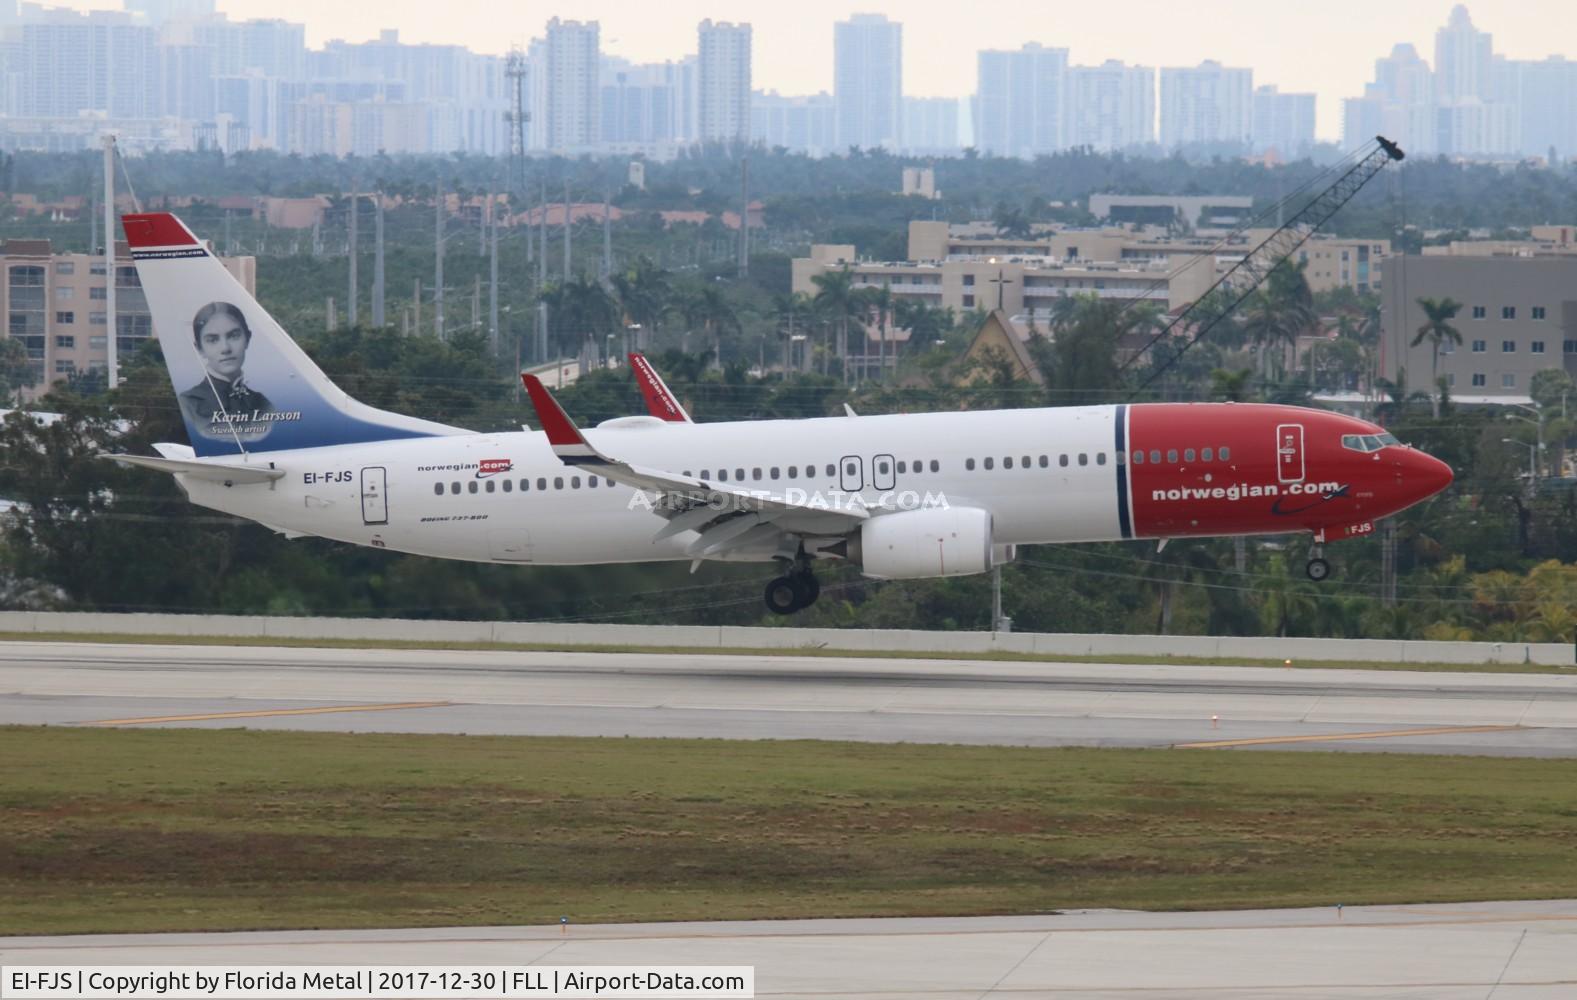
(3, 726, 1577, 935)
(1, 630, 1571, 674)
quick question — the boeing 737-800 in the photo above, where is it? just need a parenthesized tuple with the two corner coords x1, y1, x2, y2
(111, 213, 1453, 614)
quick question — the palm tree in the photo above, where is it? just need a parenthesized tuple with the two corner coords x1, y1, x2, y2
(678, 285, 739, 365)
(1411, 297, 1463, 418)
(1210, 368, 1254, 402)
(610, 257, 672, 349)
(1373, 367, 1432, 426)
(811, 267, 861, 383)
(860, 284, 893, 381)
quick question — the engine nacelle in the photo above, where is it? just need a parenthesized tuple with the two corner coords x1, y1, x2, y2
(856, 506, 994, 579)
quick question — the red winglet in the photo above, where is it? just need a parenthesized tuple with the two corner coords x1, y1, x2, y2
(521, 373, 588, 447)
(628, 353, 689, 422)
(121, 212, 202, 249)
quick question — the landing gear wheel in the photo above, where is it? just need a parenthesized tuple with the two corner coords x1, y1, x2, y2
(795, 572, 821, 608)
(1305, 557, 1331, 582)
(764, 577, 800, 615)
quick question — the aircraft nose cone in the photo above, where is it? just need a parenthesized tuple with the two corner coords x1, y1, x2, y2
(1411, 450, 1454, 499)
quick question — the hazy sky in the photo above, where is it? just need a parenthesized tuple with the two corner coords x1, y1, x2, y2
(56, 1, 1577, 140)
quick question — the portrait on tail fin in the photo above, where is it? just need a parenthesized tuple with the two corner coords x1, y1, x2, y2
(178, 301, 278, 441)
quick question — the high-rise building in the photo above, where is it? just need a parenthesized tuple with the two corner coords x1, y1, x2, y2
(902, 97, 960, 153)
(834, 13, 902, 151)
(751, 90, 836, 156)
(544, 17, 600, 153)
(1159, 60, 1252, 149)
(21, 10, 159, 119)
(1515, 57, 1577, 160)
(125, 0, 215, 26)
(1343, 43, 1436, 154)
(1251, 85, 1315, 157)
(697, 19, 750, 144)
(601, 57, 681, 146)
(1434, 3, 1492, 102)
(975, 44, 1068, 157)
(1067, 61, 1155, 151)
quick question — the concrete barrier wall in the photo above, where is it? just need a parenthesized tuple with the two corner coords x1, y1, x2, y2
(0, 610, 1570, 666)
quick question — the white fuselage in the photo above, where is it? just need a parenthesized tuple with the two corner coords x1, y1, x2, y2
(178, 407, 1127, 565)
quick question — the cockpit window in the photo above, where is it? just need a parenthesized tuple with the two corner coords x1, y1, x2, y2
(1342, 433, 1401, 453)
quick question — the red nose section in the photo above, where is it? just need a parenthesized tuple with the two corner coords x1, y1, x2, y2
(1408, 451, 1454, 502)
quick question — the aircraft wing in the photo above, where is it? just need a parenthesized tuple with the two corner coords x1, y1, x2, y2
(628, 353, 693, 423)
(521, 374, 866, 553)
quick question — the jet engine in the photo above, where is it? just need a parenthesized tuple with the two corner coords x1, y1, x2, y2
(853, 506, 994, 579)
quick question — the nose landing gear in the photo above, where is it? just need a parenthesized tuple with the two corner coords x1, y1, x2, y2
(1305, 530, 1330, 582)
(764, 568, 820, 614)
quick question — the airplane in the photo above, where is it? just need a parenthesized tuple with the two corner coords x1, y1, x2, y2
(110, 212, 1453, 615)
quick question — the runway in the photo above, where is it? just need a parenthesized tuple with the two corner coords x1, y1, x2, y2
(3, 901, 1575, 998)
(3, 640, 1577, 755)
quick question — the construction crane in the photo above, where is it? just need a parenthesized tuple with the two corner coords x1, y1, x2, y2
(1121, 135, 1406, 394)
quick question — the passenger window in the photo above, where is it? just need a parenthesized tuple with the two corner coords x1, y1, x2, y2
(984, 457, 994, 470)
(450, 482, 460, 494)
(1219, 446, 1231, 461)
(485, 480, 496, 493)
(571, 476, 581, 489)
(1022, 455, 1030, 468)
(844, 461, 856, 477)
(929, 460, 939, 472)
(608, 478, 616, 487)
(537, 478, 547, 491)
(1039, 455, 1048, 468)
(433, 483, 443, 495)
(503, 479, 513, 493)
(912, 458, 921, 472)
(1150, 450, 1161, 464)
(1005, 456, 1014, 469)
(752, 468, 762, 480)
(878, 460, 890, 475)
(468, 481, 478, 494)
(1115, 450, 1125, 466)
(554, 477, 564, 489)
(1096, 452, 1107, 466)
(771, 467, 780, 479)
(788, 466, 798, 479)
(1132, 451, 1144, 465)
(1078, 453, 1088, 466)
(1184, 448, 1195, 462)
(718, 469, 728, 481)
(588, 475, 599, 487)
(826, 464, 835, 476)
(1166, 449, 1178, 463)
(736, 468, 745, 480)
(701, 470, 711, 479)
(1059, 454, 1069, 467)
(897, 461, 907, 473)
(966, 458, 976, 471)
(1202, 448, 1213, 462)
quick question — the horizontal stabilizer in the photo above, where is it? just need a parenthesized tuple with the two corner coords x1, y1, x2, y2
(104, 452, 285, 485)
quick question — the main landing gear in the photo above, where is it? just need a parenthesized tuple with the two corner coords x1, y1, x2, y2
(1305, 531, 1330, 582)
(764, 566, 821, 614)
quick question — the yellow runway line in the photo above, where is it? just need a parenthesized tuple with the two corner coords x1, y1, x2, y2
(1177, 724, 1526, 749)
(88, 701, 451, 726)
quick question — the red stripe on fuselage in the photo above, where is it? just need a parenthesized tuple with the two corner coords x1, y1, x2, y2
(1126, 403, 1415, 539)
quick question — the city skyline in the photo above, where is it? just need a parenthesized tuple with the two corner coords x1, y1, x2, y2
(38, 0, 1577, 141)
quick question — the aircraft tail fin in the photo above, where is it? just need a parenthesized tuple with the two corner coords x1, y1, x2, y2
(122, 212, 463, 457)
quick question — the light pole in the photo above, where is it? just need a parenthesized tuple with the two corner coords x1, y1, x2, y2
(1502, 438, 1537, 492)
(1504, 405, 1543, 483)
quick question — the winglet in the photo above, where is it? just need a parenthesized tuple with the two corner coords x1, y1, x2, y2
(628, 353, 693, 423)
(521, 373, 602, 463)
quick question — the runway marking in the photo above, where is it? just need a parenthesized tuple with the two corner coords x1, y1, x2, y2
(86, 702, 452, 726)
(1177, 724, 1526, 749)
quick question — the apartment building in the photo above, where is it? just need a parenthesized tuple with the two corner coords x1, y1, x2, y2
(2, 240, 254, 395)
(906, 221, 1389, 295)
(1381, 255, 1577, 400)
(792, 244, 1215, 318)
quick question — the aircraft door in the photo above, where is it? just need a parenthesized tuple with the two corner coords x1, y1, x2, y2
(839, 455, 864, 492)
(1275, 424, 1305, 484)
(872, 453, 896, 491)
(360, 466, 388, 524)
